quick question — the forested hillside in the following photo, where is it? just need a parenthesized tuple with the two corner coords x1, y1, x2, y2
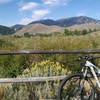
(0, 25, 15, 35)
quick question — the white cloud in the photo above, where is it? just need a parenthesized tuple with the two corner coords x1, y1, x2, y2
(32, 9, 50, 21)
(76, 10, 87, 16)
(20, 17, 33, 25)
(33, 9, 50, 16)
(77, 12, 86, 16)
(20, 9, 50, 25)
(20, 2, 39, 11)
(43, 0, 58, 5)
(18, 1, 50, 25)
(0, 0, 12, 4)
(43, 0, 71, 5)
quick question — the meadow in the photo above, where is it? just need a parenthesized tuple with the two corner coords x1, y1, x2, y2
(0, 32, 100, 99)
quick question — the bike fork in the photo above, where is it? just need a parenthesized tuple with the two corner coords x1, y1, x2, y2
(89, 66, 100, 88)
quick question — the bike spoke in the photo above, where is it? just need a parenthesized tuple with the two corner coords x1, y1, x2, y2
(58, 74, 95, 100)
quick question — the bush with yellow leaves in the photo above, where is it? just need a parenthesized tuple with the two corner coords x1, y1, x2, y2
(3, 60, 69, 100)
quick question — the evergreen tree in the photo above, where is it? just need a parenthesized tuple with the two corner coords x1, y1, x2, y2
(24, 32, 31, 37)
(81, 29, 88, 35)
(73, 29, 80, 35)
(64, 29, 70, 35)
(89, 29, 92, 33)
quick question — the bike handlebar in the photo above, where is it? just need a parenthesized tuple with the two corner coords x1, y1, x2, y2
(77, 56, 100, 61)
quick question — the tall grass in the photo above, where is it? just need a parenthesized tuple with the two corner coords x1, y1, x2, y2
(0, 32, 100, 99)
(0, 33, 100, 50)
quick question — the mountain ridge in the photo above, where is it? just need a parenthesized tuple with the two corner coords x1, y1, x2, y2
(1, 16, 100, 35)
(11, 24, 25, 31)
(14, 16, 100, 35)
(28, 16, 100, 27)
(0, 25, 15, 35)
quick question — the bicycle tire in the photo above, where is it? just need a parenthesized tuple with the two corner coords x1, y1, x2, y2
(58, 73, 95, 100)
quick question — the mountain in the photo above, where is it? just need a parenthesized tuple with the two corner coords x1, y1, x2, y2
(0, 25, 15, 35)
(15, 23, 100, 36)
(14, 16, 100, 36)
(56, 16, 100, 27)
(1, 16, 100, 36)
(29, 19, 57, 26)
(29, 16, 100, 27)
(11, 24, 24, 31)
(68, 23, 100, 31)
(15, 24, 64, 36)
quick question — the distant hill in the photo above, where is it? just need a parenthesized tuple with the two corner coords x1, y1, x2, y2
(68, 23, 100, 31)
(15, 24, 64, 36)
(15, 23, 100, 36)
(15, 16, 100, 35)
(1, 16, 100, 36)
(11, 24, 24, 31)
(0, 25, 15, 35)
(56, 16, 100, 27)
(29, 16, 100, 27)
(29, 19, 57, 26)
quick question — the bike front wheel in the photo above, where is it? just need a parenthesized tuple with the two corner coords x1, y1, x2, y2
(58, 73, 95, 100)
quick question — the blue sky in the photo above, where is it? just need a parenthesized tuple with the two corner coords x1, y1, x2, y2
(0, 0, 100, 26)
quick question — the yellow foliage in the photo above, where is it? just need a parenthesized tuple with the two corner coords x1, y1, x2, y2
(22, 60, 69, 77)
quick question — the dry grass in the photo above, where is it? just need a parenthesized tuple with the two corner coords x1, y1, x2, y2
(0, 32, 100, 50)
(0, 34, 100, 99)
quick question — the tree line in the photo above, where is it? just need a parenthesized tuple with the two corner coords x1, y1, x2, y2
(64, 28, 98, 36)
(14, 28, 99, 38)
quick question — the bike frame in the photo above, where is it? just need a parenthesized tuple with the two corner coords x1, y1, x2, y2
(84, 60, 100, 88)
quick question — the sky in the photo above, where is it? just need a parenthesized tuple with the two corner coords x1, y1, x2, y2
(0, 0, 100, 26)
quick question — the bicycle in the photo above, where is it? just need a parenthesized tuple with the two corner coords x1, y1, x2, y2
(58, 56, 100, 100)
